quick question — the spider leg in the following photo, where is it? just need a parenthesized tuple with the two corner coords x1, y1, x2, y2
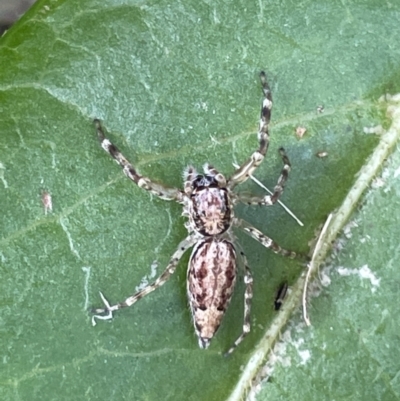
(91, 233, 198, 326)
(183, 165, 198, 195)
(228, 71, 272, 189)
(94, 119, 185, 202)
(235, 148, 291, 206)
(233, 218, 300, 259)
(225, 251, 253, 356)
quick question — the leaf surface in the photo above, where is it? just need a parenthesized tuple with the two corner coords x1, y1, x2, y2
(0, 1, 399, 400)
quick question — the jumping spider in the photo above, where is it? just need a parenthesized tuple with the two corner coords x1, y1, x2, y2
(92, 72, 301, 355)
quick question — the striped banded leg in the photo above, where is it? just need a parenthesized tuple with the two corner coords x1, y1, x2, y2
(183, 166, 198, 195)
(228, 71, 272, 189)
(94, 119, 184, 202)
(224, 251, 253, 356)
(233, 218, 299, 259)
(92, 233, 197, 326)
(236, 148, 291, 206)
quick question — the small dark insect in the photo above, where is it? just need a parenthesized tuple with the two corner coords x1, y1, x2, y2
(91, 72, 303, 355)
(274, 282, 289, 310)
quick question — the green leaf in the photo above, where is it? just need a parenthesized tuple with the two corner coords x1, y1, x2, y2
(0, 1, 399, 400)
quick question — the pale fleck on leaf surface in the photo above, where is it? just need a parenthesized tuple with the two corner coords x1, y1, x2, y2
(0, 1, 398, 401)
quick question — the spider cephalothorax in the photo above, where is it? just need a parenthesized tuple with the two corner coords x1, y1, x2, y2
(92, 72, 299, 355)
(187, 170, 232, 236)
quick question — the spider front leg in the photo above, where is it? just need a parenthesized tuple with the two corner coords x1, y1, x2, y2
(228, 71, 272, 189)
(94, 119, 184, 202)
(236, 147, 291, 206)
(92, 233, 198, 326)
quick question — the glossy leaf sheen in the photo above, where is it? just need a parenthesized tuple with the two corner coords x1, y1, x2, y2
(0, 1, 398, 400)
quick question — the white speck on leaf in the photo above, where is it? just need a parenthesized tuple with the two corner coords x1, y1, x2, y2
(81, 266, 91, 310)
(59, 217, 80, 259)
(337, 264, 380, 293)
(0, 162, 8, 189)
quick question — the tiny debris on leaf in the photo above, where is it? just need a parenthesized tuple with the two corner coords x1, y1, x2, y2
(295, 126, 307, 138)
(41, 191, 53, 214)
(316, 151, 328, 158)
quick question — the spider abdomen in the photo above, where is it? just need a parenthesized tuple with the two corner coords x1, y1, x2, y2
(187, 238, 237, 349)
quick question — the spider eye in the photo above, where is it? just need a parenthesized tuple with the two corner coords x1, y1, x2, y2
(193, 175, 218, 188)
